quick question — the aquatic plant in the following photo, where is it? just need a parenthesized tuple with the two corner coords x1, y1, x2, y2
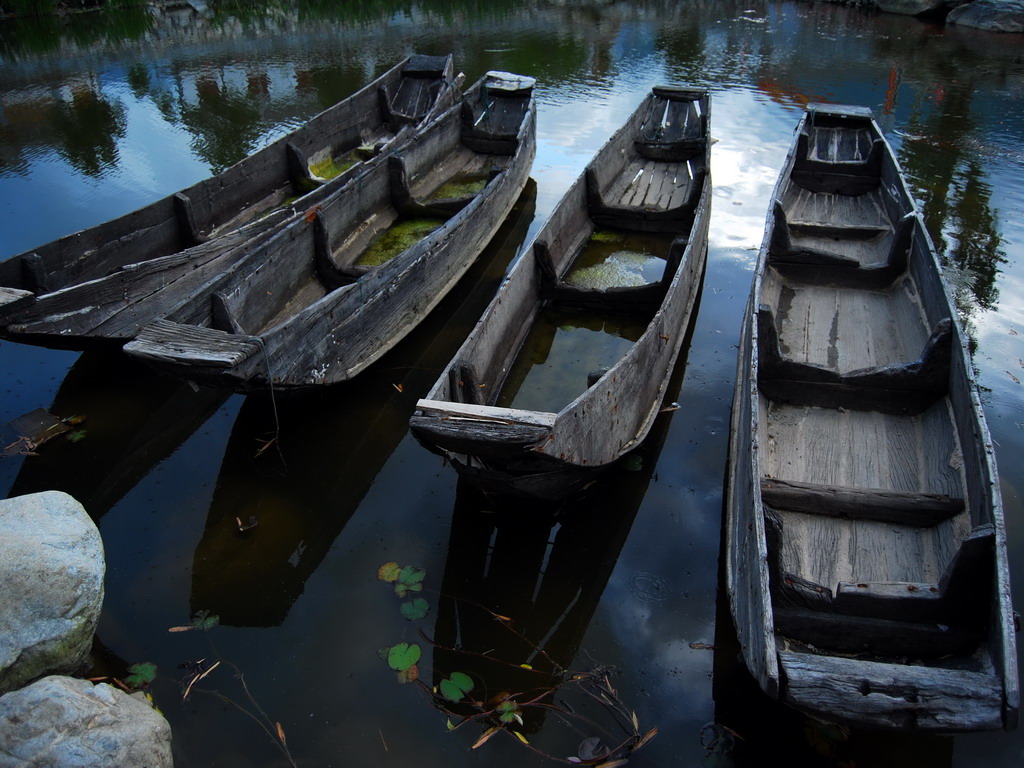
(356, 218, 444, 267)
(375, 561, 657, 765)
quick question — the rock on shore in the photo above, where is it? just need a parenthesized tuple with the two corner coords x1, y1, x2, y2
(0, 491, 105, 695)
(947, 0, 1024, 30)
(0, 675, 173, 767)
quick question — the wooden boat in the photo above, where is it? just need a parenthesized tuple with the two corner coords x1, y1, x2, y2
(121, 71, 536, 391)
(0, 54, 458, 346)
(409, 86, 711, 499)
(725, 103, 1018, 731)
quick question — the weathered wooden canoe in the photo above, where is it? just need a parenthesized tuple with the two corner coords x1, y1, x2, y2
(725, 103, 1018, 731)
(122, 71, 536, 391)
(409, 86, 711, 499)
(0, 54, 457, 345)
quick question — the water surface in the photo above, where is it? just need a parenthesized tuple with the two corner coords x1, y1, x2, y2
(1, 2, 1022, 766)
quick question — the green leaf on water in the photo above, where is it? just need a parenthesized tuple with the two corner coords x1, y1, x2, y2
(439, 671, 474, 702)
(124, 662, 157, 688)
(66, 430, 87, 443)
(622, 454, 643, 472)
(386, 642, 421, 672)
(400, 597, 429, 621)
(396, 582, 423, 597)
(193, 611, 219, 631)
(377, 561, 401, 583)
(398, 565, 426, 586)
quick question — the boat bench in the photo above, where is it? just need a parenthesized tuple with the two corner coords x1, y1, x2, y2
(768, 205, 914, 288)
(0, 286, 34, 321)
(126, 318, 262, 369)
(755, 305, 952, 414)
(791, 128, 884, 195)
(761, 480, 993, 657)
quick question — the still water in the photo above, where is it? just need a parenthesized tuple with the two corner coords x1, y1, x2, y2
(1, 1, 1022, 765)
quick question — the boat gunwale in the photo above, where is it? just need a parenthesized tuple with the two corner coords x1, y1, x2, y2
(411, 86, 712, 494)
(726, 102, 1018, 731)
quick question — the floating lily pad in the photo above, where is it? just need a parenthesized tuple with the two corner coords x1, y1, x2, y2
(387, 642, 421, 672)
(124, 662, 157, 689)
(622, 454, 644, 472)
(377, 561, 401, 583)
(400, 597, 429, 621)
(439, 671, 474, 702)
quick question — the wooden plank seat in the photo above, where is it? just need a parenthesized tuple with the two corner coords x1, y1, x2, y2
(0, 287, 34, 321)
(762, 487, 992, 657)
(769, 206, 914, 288)
(409, 400, 555, 457)
(756, 305, 951, 413)
(791, 114, 885, 195)
(633, 87, 706, 162)
(585, 163, 702, 233)
(378, 54, 452, 125)
(125, 318, 263, 368)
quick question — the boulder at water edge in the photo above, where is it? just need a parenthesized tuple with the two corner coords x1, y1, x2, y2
(875, 0, 947, 15)
(0, 491, 104, 694)
(947, 0, 1024, 30)
(0, 675, 173, 767)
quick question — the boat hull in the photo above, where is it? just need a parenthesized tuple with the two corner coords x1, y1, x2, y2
(122, 72, 537, 391)
(1, 54, 458, 347)
(411, 86, 711, 500)
(725, 103, 1018, 731)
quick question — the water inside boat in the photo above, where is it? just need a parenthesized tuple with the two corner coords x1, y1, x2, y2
(497, 305, 647, 412)
(563, 230, 673, 290)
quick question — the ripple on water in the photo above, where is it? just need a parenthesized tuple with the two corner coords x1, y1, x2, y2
(628, 570, 670, 605)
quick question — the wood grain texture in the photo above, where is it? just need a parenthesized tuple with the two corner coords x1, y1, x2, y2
(725, 102, 1016, 731)
(124, 72, 536, 391)
(779, 652, 1004, 731)
(1, 54, 458, 346)
(411, 87, 711, 499)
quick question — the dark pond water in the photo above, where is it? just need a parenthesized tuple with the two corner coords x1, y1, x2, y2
(1, 1, 1022, 765)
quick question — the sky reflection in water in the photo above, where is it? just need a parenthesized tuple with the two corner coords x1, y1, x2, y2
(1, 2, 1023, 766)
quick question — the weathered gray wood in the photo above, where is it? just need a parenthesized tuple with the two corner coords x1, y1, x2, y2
(779, 652, 1005, 731)
(774, 606, 980, 657)
(123, 71, 536, 391)
(756, 307, 952, 413)
(411, 87, 711, 500)
(1, 54, 458, 344)
(0, 287, 34, 319)
(5, 215, 285, 343)
(725, 298, 781, 699)
(128, 319, 262, 368)
(725, 102, 1016, 732)
(760, 478, 963, 525)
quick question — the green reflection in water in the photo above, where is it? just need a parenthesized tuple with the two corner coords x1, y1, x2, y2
(498, 306, 647, 413)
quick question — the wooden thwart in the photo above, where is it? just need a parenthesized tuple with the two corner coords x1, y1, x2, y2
(725, 101, 1017, 732)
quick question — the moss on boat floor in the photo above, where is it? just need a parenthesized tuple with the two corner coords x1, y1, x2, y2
(563, 230, 673, 290)
(426, 173, 489, 201)
(355, 217, 446, 267)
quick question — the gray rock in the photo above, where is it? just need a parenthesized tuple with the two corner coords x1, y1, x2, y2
(0, 675, 173, 767)
(875, 0, 946, 15)
(947, 0, 1024, 30)
(0, 492, 104, 695)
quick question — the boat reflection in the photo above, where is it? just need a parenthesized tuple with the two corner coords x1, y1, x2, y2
(189, 181, 537, 627)
(428, 299, 696, 752)
(7, 350, 228, 518)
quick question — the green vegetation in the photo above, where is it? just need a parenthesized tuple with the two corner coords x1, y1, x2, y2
(356, 218, 445, 267)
